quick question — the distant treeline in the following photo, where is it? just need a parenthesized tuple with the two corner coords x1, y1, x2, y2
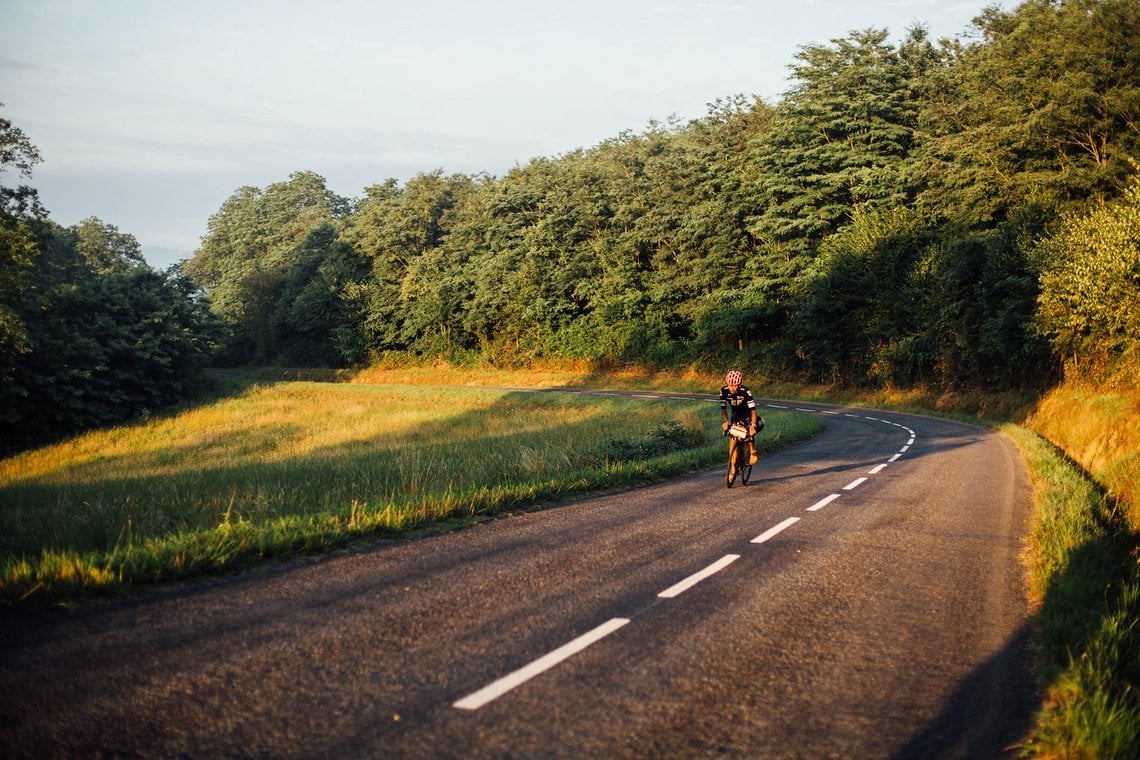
(1, 118, 223, 452)
(3, 0, 1139, 451)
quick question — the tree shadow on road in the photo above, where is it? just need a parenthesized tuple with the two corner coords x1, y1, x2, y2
(891, 624, 1038, 758)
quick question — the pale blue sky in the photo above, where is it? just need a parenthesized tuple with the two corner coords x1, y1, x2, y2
(1, 0, 1008, 268)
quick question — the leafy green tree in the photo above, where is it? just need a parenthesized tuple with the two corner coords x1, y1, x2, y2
(3, 265, 223, 448)
(72, 216, 146, 274)
(1036, 172, 1140, 382)
(792, 207, 934, 385)
(341, 171, 474, 354)
(736, 27, 937, 365)
(917, 0, 1140, 225)
(2, 218, 224, 452)
(272, 223, 370, 366)
(184, 171, 351, 362)
(0, 103, 44, 364)
(748, 27, 934, 253)
(919, 210, 1053, 389)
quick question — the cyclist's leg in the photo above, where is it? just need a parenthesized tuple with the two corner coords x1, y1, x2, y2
(726, 436, 738, 484)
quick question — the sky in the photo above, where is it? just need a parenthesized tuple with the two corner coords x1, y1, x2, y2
(1, 0, 1009, 269)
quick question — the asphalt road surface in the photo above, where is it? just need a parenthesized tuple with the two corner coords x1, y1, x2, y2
(0, 392, 1039, 758)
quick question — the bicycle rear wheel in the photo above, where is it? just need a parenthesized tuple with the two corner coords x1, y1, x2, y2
(738, 441, 752, 485)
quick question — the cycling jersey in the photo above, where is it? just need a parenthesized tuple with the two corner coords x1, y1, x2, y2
(720, 384, 756, 423)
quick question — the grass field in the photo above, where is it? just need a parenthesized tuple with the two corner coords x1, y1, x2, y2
(0, 378, 821, 607)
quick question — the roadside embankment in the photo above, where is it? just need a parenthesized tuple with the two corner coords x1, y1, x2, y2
(1013, 381, 1139, 757)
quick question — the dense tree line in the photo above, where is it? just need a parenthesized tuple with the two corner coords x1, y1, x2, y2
(184, 0, 1140, 390)
(0, 107, 223, 454)
(4, 0, 1139, 455)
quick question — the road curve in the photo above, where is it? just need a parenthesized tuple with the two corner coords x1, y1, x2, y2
(0, 393, 1038, 758)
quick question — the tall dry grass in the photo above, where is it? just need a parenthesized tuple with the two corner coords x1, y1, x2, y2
(1028, 382, 1140, 530)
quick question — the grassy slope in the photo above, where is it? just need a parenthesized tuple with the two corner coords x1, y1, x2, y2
(1014, 384, 1140, 757)
(0, 376, 821, 608)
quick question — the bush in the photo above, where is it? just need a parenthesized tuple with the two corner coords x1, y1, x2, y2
(1036, 175, 1140, 386)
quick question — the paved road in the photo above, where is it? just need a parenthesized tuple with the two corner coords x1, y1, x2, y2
(0, 393, 1038, 758)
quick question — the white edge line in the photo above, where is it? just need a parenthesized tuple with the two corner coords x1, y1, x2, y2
(869, 464, 888, 475)
(843, 477, 868, 490)
(900, 445, 910, 453)
(888, 453, 902, 463)
(751, 516, 801, 544)
(806, 494, 840, 512)
(795, 407, 816, 412)
(767, 404, 789, 409)
(453, 617, 632, 711)
(658, 554, 740, 599)
(823, 410, 840, 415)
(907, 438, 915, 445)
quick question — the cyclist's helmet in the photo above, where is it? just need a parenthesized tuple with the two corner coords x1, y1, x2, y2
(725, 370, 743, 386)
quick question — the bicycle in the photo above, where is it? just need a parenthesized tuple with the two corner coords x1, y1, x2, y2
(725, 423, 753, 487)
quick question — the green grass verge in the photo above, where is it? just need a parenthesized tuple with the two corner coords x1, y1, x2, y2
(0, 383, 822, 609)
(1002, 425, 1139, 758)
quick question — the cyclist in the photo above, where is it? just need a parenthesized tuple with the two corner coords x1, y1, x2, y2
(720, 369, 760, 465)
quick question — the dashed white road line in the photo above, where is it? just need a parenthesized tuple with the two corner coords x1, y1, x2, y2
(658, 554, 741, 599)
(454, 618, 632, 711)
(751, 517, 801, 544)
(807, 494, 841, 512)
(454, 392, 922, 712)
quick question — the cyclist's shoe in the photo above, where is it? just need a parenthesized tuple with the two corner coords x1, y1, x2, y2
(749, 447, 759, 465)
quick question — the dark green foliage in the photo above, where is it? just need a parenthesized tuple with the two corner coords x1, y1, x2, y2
(271, 223, 370, 366)
(182, 171, 353, 364)
(792, 208, 935, 385)
(0, 238, 224, 452)
(603, 419, 708, 463)
(916, 0, 1140, 224)
(1, 106, 225, 453)
(748, 28, 933, 250)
